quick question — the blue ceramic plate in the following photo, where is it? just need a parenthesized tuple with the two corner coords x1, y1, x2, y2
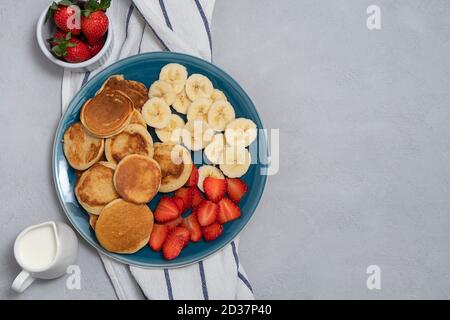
(53, 52, 268, 268)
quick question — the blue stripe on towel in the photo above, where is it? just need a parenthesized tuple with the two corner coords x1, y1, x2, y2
(194, 0, 212, 55)
(81, 71, 91, 87)
(164, 269, 174, 300)
(230, 241, 253, 293)
(198, 261, 209, 300)
(159, 0, 173, 30)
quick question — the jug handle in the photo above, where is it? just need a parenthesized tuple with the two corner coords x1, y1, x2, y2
(12, 270, 35, 293)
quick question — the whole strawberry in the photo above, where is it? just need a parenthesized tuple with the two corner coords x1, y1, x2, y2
(51, 33, 91, 63)
(46, 0, 81, 35)
(81, 0, 110, 44)
(88, 37, 105, 57)
(48, 29, 68, 47)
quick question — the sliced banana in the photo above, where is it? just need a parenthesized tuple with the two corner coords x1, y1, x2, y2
(207, 100, 236, 132)
(148, 80, 176, 106)
(204, 133, 226, 165)
(210, 89, 227, 103)
(185, 74, 213, 101)
(155, 114, 185, 143)
(187, 98, 212, 122)
(182, 119, 214, 151)
(141, 97, 172, 129)
(219, 146, 251, 178)
(159, 63, 188, 94)
(197, 165, 225, 192)
(224, 118, 257, 147)
(172, 89, 191, 114)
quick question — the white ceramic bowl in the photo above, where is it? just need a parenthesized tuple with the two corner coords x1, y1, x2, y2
(36, 3, 113, 73)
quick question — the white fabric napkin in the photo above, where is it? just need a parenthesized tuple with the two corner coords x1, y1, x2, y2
(61, 0, 254, 300)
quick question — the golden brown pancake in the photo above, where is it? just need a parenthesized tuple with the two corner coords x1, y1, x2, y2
(95, 199, 154, 254)
(129, 109, 147, 127)
(105, 124, 154, 164)
(113, 155, 161, 204)
(88, 213, 98, 230)
(75, 161, 119, 215)
(153, 143, 193, 192)
(98, 75, 148, 110)
(63, 122, 104, 170)
(80, 90, 133, 138)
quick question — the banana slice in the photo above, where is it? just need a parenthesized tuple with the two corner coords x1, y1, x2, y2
(219, 146, 251, 178)
(155, 114, 185, 143)
(207, 100, 236, 132)
(141, 97, 172, 129)
(210, 89, 227, 103)
(148, 80, 176, 106)
(159, 63, 188, 94)
(197, 165, 225, 192)
(224, 118, 257, 147)
(204, 133, 226, 165)
(172, 89, 191, 114)
(182, 119, 214, 151)
(185, 74, 213, 101)
(187, 98, 212, 122)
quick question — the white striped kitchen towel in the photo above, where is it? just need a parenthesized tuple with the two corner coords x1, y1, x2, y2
(61, 0, 254, 300)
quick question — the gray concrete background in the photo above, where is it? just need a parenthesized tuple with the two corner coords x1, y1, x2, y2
(0, 0, 449, 299)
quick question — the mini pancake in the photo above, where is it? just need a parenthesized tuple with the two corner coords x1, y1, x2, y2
(153, 142, 193, 193)
(95, 199, 154, 254)
(75, 161, 119, 215)
(97, 75, 148, 110)
(105, 124, 154, 165)
(113, 154, 161, 203)
(80, 90, 133, 138)
(63, 122, 104, 170)
(129, 109, 147, 127)
(88, 213, 98, 230)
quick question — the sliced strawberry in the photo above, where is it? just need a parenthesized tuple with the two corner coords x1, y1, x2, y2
(154, 196, 180, 223)
(203, 177, 227, 203)
(162, 233, 185, 260)
(191, 187, 204, 207)
(218, 197, 241, 224)
(174, 187, 193, 212)
(172, 196, 185, 213)
(185, 165, 199, 187)
(226, 178, 248, 203)
(197, 200, 218, 226)
(149, 224, 168, 252)
(163, 216, 183, 232)
(170, 226, 191, 248)
(181, 211, 202, 242)
(202, 223, 223, 242)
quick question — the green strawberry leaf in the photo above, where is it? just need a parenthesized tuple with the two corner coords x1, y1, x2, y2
(45, 2, 59, 23)
(58, 0, 74, 6)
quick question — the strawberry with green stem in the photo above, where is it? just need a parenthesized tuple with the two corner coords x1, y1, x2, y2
(50, 32, 91, 63)
(81, 0, 111, 44)
(46, 0, 81, 35)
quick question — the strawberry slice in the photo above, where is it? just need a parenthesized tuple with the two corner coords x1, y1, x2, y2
(226, 178, 248, 203)
(163, 234, 185, 260)
(172, 196, 185, 213)
(163, 216, 183, 232)
(202, 223, 223, 241)
(149, 224, 169, 252)
(218, 197, 241, 224)
(154, 196, 180, 223)
(204, 177, 227, 203)
(174, 187, 193, 212)
(181, 211, 202, 242)
(170, 226, 191, 248)
(191, 187, 204, 207)
(185, 165, 199, 187)
(197, 200, 218, 226)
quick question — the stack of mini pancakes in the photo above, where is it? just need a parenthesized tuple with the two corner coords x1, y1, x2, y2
(63, 75, 193, 254)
